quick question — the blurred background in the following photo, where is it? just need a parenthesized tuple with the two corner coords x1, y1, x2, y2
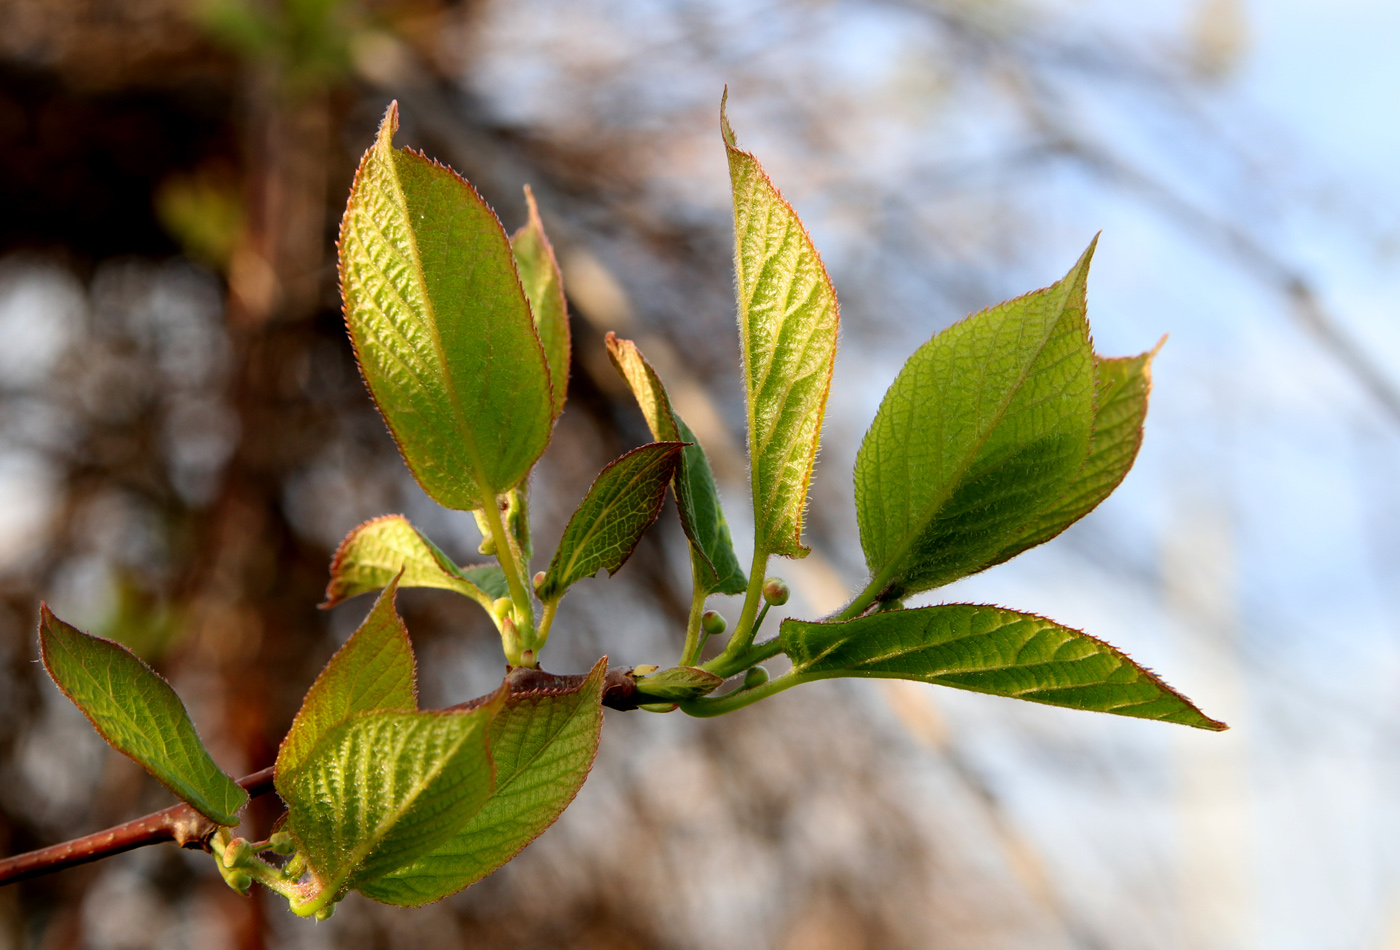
(0, 0, 1396, 947)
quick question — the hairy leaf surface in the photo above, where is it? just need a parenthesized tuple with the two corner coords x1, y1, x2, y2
(38, 605, 247, 825)
(339, 101, 553, 510)
(511, 186, 570, 419)
(277, 578, 417, 791)
(539, 442, 685, 601)
(360, 658, 607, 906)
(988, 344, 1161, 566)
(605, 333, 746, 594)
(781, 606, 1225, 730)
(723, 95, 839, 559)
(854, 242, 1098, 601)
(285, 699, 501, 904)
(324, 514, 497, 608)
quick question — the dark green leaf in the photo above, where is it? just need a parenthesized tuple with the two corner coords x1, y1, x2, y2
(988, 342, 1162, 567)
(277, 577, 417, 792)
(339, 101, 553, 511)
(723, 93, 839, 559)
(538, 443, 685, 601)
(324, 514, 497, 609)
(605, 332, 747, 594)
(853, 241, 1098, 602)
(37, 605, 248, 825)
(359, 658, 607, 906)
(781, 606, 1226, 730)
(633, 665, 725, 702)
(511, 186, 570, 419)
(284, 696, 503, 912)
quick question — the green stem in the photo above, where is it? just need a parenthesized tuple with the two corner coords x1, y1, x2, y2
(834, 575, 886, 622)
(480, 497, 535, 657)
(680, 553, 708, 667)
(714, 545, 769, 668)
(678, 667, 805, 717)
(698, 635, 784, 679)
(534, 598, 560, 655)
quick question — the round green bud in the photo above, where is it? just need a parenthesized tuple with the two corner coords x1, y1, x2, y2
(314, 903, 336, 921)
(701, 610, 727, 636)
(762, 577, 790, 606)
(222, 837, 250, 869)
(743, 665, 770, 689)
(224, 869, 251, 893)
(268, 831, 296, 856)
(491, 597, 513, 620)
(533, 571, 546, 590)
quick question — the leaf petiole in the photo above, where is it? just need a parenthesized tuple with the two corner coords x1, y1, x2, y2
(680, 555, 708, 666)
(479, 495, 537, 664)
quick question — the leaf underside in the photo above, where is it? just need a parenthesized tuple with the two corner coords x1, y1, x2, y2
(854, 241, 1099, 601)
(339, 101, 553, 510)
(539, 442, 686, 601)
(605, 332, 747, 594)
(38, 605, 248, 825)
(360, 658, 608, 906)
(723, 96, 839, 559)
(512, 185, 571, 419)
(781, 606, 1226, 730)
(277, 577, 418, 792)
(324, 514, 497, 608)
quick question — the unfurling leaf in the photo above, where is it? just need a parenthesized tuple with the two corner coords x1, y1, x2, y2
(37, 605, 248, 825)
(512, 186, 571, 419)
(339, 101, 553, 511)
(987, 342, 1163, 566)
(854, 241, 1098, 603)
(605, 332, 747, 594)
(284, 695, 503, 913)
(277, 577, 417, 792)
(632, 665, 725, 702)
(359, 658, 608, 906)
(781, 606, 1226, 730)
(538, 442, 685, 601)
(723, 94, 839, 559)
(324, 514, 501, 609)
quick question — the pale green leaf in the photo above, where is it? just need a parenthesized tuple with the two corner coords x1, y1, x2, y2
(324, 514, 496, 608)
(38, 605, 248, 825)
(988, 342, 1162, 566)
(539, 442, 685, 601)
(511, 186, 570, 419)
(285, 699, 501, 905)
(723, 94, 839, 559)
(339, 101, 553, 510)
(277, 577, 417, 792)
(605, 332, 747, 594)
(359, 658, 607, 906)
(853, 241, 1098, 603)
(633, 665, 724, 702)
(781, 606, 1226, 730)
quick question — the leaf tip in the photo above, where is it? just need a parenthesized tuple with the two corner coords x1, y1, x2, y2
(376, 100, 400, 152)
(720, 86, 737, 148)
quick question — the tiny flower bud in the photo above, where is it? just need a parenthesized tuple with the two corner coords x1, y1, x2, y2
(533, 571, 546, 590)
(762, 577, 790, 606)
(492, 597, 513, 620)
(268, 831, 295, 856)
(701, 610, 727, 636)
(314, 903, 336, 921)
(743, 666, 770, 689)
(632, 664, 659, 677)
(223, 868, 251, 893)
(222, 836, 250, 869)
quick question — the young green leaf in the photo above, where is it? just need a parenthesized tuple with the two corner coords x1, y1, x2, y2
(987, 342, 1162, 567)
(722, 94, 839, 559)
(781, 606, 1226, 730)
(358, 657, 608, 906)
(538, 442, 686, 601)
(632, 665, 725, 702)
(605, 332, 747, 594)
(277, 577, 417, 791)
(324, 514, 498, 609)
(339, 101, 554, 511)
(511, 186, 570, 419)
(284, 697, 503, 913)
(37, 605, 248, 826)
(852, 242, 1098, 606)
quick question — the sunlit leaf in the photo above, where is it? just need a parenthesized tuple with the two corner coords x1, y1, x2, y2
(854, 241, 1098, 602)
(324, 514, 497, 609)
(285, 697, 502, 909)
(988, 343, 1162, 567)
(723, 93, 839, 559)
(538, 442, 685, 601)
(781, 606, 1225, 730)
(37, 605, 248, 825)
(605, 332, 747, 594)
(277, 577, 417, 791)
(339, 101, 554, 510)
(511, 186, 570, 419)
(359, 658, 607, 906)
